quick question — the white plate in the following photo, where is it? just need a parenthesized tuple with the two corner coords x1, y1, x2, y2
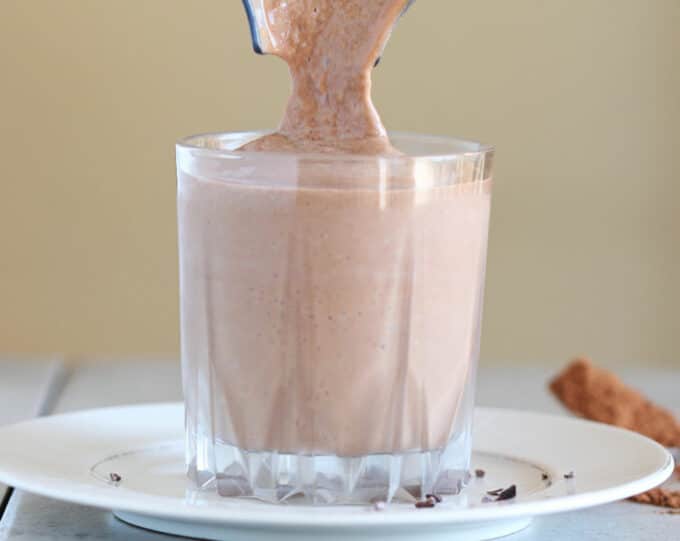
(0, 403, 672, 541)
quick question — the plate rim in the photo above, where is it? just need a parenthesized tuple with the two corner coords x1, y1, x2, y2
(0, 403, 673, 528)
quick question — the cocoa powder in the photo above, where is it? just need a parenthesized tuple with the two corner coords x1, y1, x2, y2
(550, 358, 680, 509)
(549, 358, 680, 447)
(629, 488, 680, 509)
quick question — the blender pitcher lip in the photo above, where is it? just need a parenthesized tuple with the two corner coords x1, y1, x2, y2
(176, 130, 494, 162)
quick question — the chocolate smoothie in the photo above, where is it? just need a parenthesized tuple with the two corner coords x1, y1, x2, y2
(177, 0, 493, 501)
(179, 171, 490, 455)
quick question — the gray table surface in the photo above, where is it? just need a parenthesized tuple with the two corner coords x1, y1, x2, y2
(0, 360, 678, 540)
(0, 359, 64, 507)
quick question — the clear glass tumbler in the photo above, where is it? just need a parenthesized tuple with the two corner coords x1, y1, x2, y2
(177, 132, 494, 504)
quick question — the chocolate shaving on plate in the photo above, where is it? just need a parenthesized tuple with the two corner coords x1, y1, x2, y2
(484, 485, 517, 502)
(109, 472, 122, 483)
(495, 485, 517, 501)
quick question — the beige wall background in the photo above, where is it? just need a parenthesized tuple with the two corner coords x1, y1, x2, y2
(0, 1, 678, 365)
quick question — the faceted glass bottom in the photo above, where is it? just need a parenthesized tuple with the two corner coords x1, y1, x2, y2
(187, 429, 472, 504)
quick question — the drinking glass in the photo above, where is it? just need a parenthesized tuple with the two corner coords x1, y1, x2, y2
(177, 132, 494, 504)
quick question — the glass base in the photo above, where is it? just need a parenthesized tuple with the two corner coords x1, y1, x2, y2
(187, 432, 471, 504)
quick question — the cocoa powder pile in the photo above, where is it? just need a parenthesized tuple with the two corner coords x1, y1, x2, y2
(629, 488, 680, 508)
(550, 357, 680, 509)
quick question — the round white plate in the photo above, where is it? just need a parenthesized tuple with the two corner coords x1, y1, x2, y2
(0, 403, 672, 541)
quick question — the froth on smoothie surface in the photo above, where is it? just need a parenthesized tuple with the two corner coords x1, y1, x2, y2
(238, 0, 413, 154)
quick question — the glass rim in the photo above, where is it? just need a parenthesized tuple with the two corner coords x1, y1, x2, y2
(176, 130, 494, 163)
